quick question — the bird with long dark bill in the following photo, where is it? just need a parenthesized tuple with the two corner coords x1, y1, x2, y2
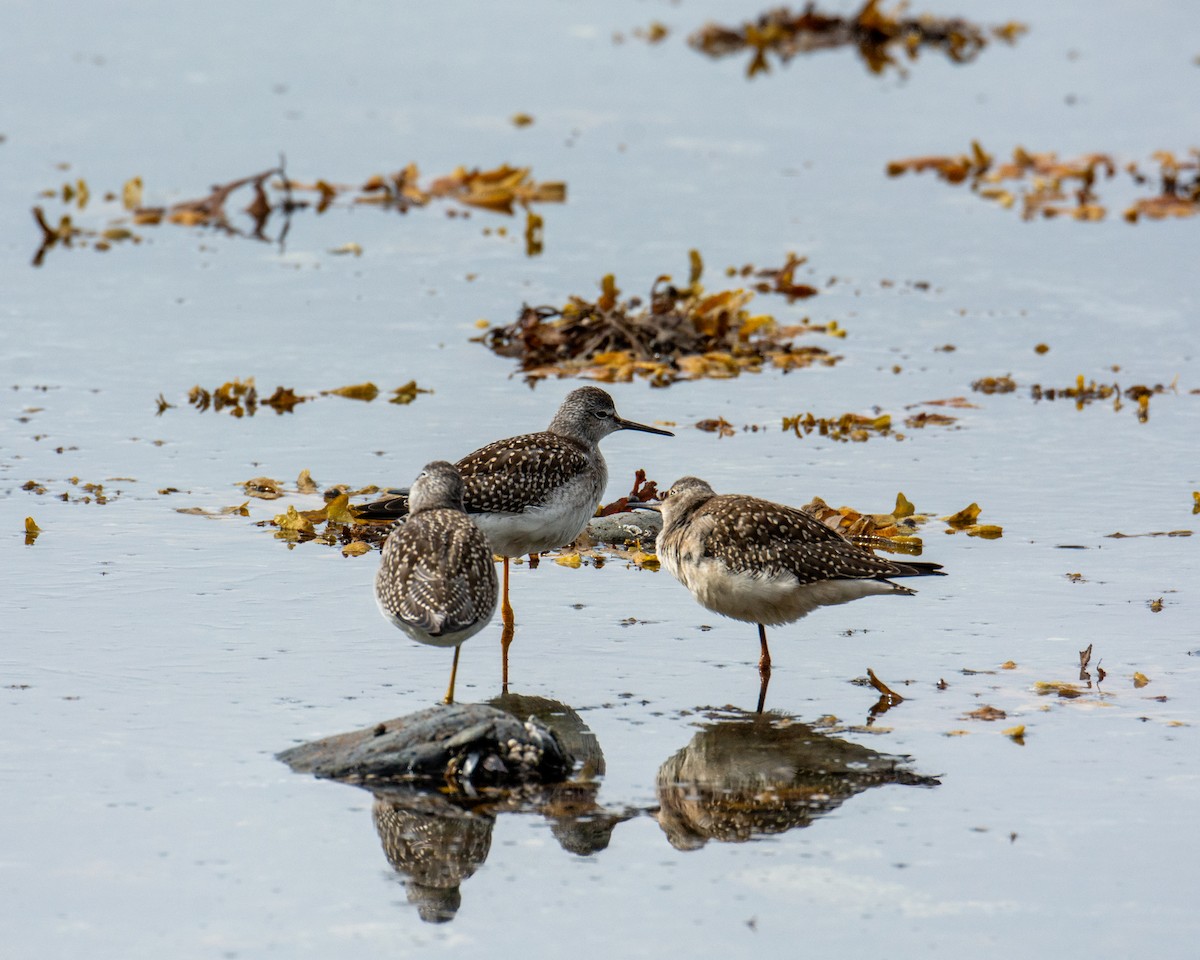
(374, 461, 498, 704)
(357, 387, 673, 686)
(657, 476, 945, 712)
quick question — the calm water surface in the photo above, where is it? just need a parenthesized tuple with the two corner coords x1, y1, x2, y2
(2, 1, 1198, 957)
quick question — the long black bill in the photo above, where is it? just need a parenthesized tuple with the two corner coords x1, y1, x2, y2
(613, 415, 674, 437)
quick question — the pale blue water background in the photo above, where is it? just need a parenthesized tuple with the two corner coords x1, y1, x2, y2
(2, 1, 1198, 957)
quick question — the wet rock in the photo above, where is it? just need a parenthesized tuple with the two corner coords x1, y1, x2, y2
(585, 508, 662, 547)
(278, 702, 573, 788)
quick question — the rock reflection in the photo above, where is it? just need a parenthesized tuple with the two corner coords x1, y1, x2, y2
(489, 692, 633, 857)
(281, 697, 632, 923)
(655, 709, 939, 850)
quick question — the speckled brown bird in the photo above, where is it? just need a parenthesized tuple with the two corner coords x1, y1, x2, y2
(374, 461, 498, 704)
(657, 476, 945, 710)
(358, 387, 673, 683)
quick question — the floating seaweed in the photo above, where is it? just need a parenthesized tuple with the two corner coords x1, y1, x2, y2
(887, 142, 1200, 222)
(1031, 375, 1174, 422)
(782, 411, 895, 443)
(474, 251, 843, 386)
(21, 477, 120, 505)
(688, 1, 1025, 77)
(160, 378, 431, 417)
(31, 162, 565, 265)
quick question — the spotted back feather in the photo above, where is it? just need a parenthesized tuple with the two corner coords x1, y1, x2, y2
(376, 508, 498, 637)
(663, 486, 943, 586)
(455, 432, 596, 515)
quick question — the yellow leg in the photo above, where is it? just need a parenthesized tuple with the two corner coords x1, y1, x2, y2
(501, 556, 514, 628)
(444, 645, 461, 704)
(500, 620, 514, 692)
(755, 624, 772, 714)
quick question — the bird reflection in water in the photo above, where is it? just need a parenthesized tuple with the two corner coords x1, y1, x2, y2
(370, 694, 633, 922)
(655, 708, 939, 850)
(372, 789, 495, 923)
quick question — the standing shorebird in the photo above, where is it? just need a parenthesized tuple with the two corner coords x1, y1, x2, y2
(374, 461, 498, 704)
(657, 476, 945, 712)
(357, 387, 673, 685)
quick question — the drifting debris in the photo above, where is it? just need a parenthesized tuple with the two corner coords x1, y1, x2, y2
(21, 477, 117, 505)
(865, 668, 904, 719)
(783, 411, 894, 442)
(941, 502, 1003, 539)
(888, 142, 1200, 222)
(696, 417, 737, 438)
(1035, 681, 1083, 699)
(475, 251, 842, 385)
(32, 162, 565, 265)
(632, 22, 670, 44)
(971, 375, 1017, 394)
(165, 378, 431, 417)
(963, 705, 1006, 722)
(242, 477, 284, 500)
(688, 1, 1025, 77)
(24, 516, 41, 545)
(176, 503, 250, 519)
(904, 411, 958, 429)
(728, 251, 823, 302)
(1106, 529, 1192, 539)
(1031, 376, 1173, 421)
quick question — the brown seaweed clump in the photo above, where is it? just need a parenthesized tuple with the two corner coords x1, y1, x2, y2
(475, 251, 843, 386)
(688, 1, 1025, 77)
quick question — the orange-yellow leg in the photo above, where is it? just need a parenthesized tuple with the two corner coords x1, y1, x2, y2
(444, 645, 462, 704)
(500, 620, 514, 693)
(755, 623, 772, 714)
(501, 556, 514, 628)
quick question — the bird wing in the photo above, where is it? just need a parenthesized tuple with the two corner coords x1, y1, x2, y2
(354, 491, 409, 521)
(456, 432, 592, 514)
(699, 495, 909, 584)
(381, 513, 499, 635)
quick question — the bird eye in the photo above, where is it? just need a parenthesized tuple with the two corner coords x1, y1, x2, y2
(594, 408, 611, 419)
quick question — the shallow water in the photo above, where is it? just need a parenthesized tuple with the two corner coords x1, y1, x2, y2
(3, 1, 1198, 957)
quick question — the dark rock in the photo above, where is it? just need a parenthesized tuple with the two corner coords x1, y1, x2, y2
(278, 702, 573, 788)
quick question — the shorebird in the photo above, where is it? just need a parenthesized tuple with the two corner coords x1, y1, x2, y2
(657, 476, 945, 712)
(374, 461, 498, 704)
(357, 387, 673, 684)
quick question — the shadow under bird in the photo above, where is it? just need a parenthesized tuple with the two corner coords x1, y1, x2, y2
(374, 461, 498, 704)
(656, 476, 946, 712)
(357, 386, 673, 686)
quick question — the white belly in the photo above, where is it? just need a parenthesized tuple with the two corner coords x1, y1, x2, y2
(664, 555, 910, 626)
(472, 474, 599, 558)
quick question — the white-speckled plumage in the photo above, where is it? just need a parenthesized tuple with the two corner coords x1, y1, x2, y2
(358, 387, 672, 557)
(375, 462, 498, 702)
(658, 476, 945, 694)
(358, 387, 672, 685)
